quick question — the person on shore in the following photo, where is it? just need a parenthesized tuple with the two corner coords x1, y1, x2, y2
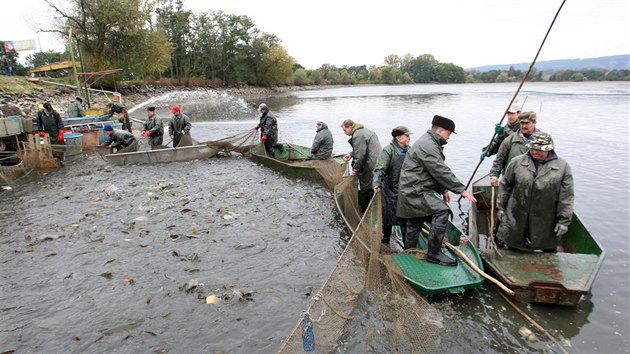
(489, 111, 540, 187)
(396, 115, 477, 266)
(141, 106, 164, 148)
(254, 103, 278, 155)
(107, 102, 132, 133)
(496, 132, 573, 251)
(168, 105, 191, 148)
(102, 123, 137, 153)
(36, 102, 65, 145)
(342, 119, 381, 213)
(373, 126, 411, 244)
(481, 103, 521, 160)
(306, 121, 333, 160)
(67, 97, 86, 118)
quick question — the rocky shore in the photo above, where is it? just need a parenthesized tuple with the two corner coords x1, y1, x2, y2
(0, 82, 322, 118)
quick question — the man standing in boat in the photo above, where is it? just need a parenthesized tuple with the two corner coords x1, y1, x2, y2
(481, 103, 521, 159)
(102, 123, 137, 153)
(373, 126, 411, 245)
(496, 132, 573, 251)
(489, 111, 540, 187)
(306, 121, 333, 160)
(141, 107, 164, 148)
(254, 103, 278, 156)
(66, 97, 86, 118)
(36, 102, 65, 161)
(168, 105, 192, 148)
(342, 119, 381, 213)
(107, 102, 132, 133)
(396, 115, 477, 266)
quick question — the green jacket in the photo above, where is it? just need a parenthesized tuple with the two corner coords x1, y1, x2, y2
(396, 129, 465, 219)
(372, 140, 406, 188)
(486, 121, 519, 156)
(104, 129, 136, 148)
(308, 124, 333, 160)
(497, 151, 574, 250)
(67, 100, 85, 118)
(169, 113, 191, 135)
(489, 128, 540, 178)
(36, 109, 64, 144)
(348, 123, 381, 190)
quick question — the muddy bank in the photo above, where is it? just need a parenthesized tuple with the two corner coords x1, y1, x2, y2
(0, 153, 347, 352)
(0, 83, 329, 118)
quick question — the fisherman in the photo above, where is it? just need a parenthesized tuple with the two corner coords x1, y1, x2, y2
(66, 97, 86, 118)
(168, 105, 192, 148)
(489, 111, 540, 187)
(306, 120, 333, 160)
(107, 102, 132, 133)
(37, 102, 64, 143)
(481, 103, 522, 160)
(254, 103, 278, 155)
(496, 132, 573, 251)
(141, 106, 164, 148)
(102, 123, 137, 153)
(342, 119, 381, 213)
(373, 126, 411, 244)
(396, 115, 477, 266)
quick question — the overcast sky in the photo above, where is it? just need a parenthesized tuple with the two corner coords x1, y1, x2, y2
(3, 0, 629, 69)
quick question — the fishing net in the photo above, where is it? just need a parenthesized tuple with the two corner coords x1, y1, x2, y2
(277, 175, 442, 353)
(0, 137, 39, 185)
(203, 129, 259, 155)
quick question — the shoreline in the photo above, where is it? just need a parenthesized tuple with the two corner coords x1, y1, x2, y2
(0, 82, 331, 118)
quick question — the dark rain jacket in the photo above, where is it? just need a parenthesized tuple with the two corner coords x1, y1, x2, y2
(169, 113, 192, 147)
(109, 103, 131, 132)
(497, 151, 574, 250)
(396, 129, 465, 219)
(348, 123, 381, 190)
(486, 121, 520, 156)
(67, 100, 85, 118)
(143, 115, 164, 146)
(104, 128, 136, 149)
(373, 140, 408, 226)
(259, 110, 278, 152)
(36, 109, 64, 144)
(308, 124, 333, 159)
(489, 128, 540, 178)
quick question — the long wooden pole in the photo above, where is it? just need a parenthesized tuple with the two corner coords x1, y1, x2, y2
(463, 0, 567, 191)
(445, 242, 515, 297)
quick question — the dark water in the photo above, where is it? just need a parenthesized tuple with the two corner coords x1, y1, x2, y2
(0, 156, 346, 352)
(2, 82, 628, 353)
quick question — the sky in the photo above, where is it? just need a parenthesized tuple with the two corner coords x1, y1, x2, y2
(3, 0, 630, 69)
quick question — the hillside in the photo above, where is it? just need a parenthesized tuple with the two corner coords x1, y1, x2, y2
(467, 54, 630, 72)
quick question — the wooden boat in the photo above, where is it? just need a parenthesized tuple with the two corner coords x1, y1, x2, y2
(248, 143, 346, 189)
(332, 177, 485, 297)
(469, 174, 605, 306)
(105, 143, 219, 165)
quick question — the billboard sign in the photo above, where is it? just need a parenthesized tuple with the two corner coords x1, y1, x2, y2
(3, 40, 37, 52)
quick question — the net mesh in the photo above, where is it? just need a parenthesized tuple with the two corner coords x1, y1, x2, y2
(277, 175, 442, 353)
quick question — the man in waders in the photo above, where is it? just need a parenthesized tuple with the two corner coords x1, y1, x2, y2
(373, 126, 411, 245)
(254, 103, 278, 156)
(396, 115, 477, 266)
(141, 107, 164, 148)
(481, 103, 521, 159)
(102, 123, 136, 153)
(342, 119, 381, 214)
(168, 105, 191, 148)
(36, 102, 65, 161)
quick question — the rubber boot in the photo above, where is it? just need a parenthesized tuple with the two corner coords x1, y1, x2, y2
(426, 232, 457, 267)
(381, 224, 392, 244)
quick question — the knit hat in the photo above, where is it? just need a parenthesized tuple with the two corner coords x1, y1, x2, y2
(103, 124, 113, 132)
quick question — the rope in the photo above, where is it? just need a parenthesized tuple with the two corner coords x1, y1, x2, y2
(462, 0, 567, 192)
(486, 186, 502, 257)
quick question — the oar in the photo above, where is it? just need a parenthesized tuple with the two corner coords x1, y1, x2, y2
(286, 143, 308, 158)
(444, 242, 515, 297)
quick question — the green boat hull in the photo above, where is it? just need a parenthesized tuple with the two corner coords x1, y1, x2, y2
(332, 178, 485, 297)
(470, 174, 605, 306)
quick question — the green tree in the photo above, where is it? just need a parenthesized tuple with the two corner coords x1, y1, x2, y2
(157, 0, 192, 81)
(409, 54, 438, 83)
(257, 45, 295, 85)
(293, 68, 310, 85)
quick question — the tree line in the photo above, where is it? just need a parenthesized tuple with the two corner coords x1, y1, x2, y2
(3, 0, 628, 86)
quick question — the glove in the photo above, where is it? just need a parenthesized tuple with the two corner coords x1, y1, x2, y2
(480, 146, 491, 161)
(39, 131, 46, 138)
(261, 134, 268, 141)
(58, 131, 64, 142)
(495, 123, 504, 135)
(554, 224, 568, 237)
(496, 210, 504, 221)
(254, 125, 260, 130)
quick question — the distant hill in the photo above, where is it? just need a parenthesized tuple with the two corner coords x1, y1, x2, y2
(467, 54, 630, 72)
